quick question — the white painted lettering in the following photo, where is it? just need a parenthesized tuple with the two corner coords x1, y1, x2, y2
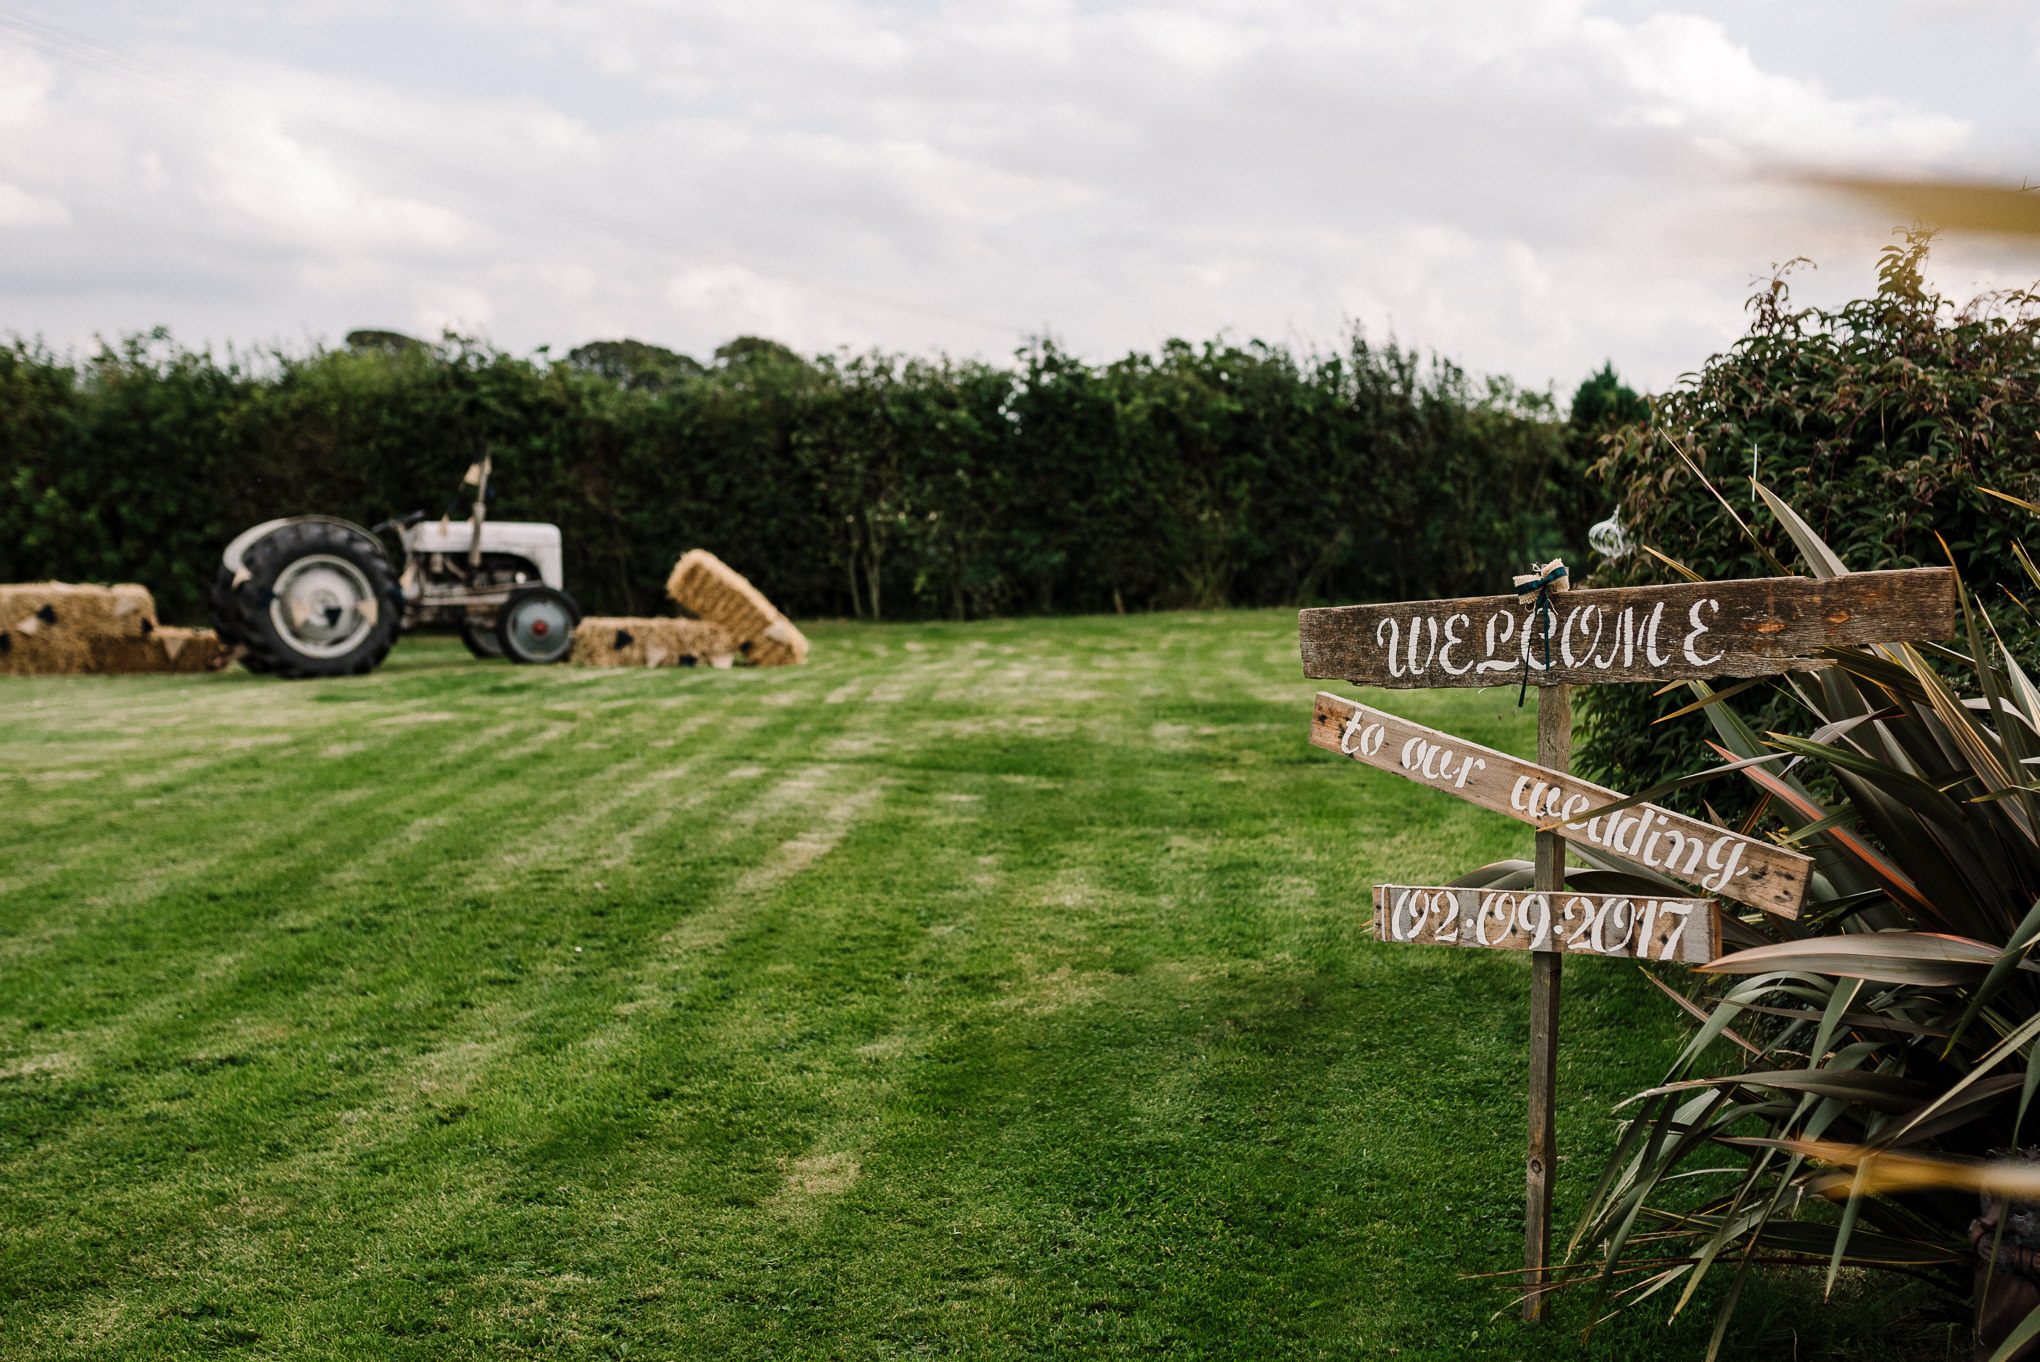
(1480, 611, 1517, 672)
(1573, 605, 1605, 670)
(1519, 610, 1550, 671)
(1591, 606, 1634, 669)
(1405, 616, 1438, 675)
(1564, 897, 1596, 947)
(1339, 706, 1368, 755)
(1640, 815, 1670, 866)
(1701, 838, 1747, 892)
(1593, 898, 1635, 954)
(1477, 893, 1509, 947)
(1684, 599, 1724, 667)
(1558, 606, 1586, 668)
(1659, 905, 1692, 960)
(1643, 601, 1670, 666)
(1438, 613, 1473, 675)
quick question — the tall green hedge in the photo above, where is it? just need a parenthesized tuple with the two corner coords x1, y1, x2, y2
(1578, 232, 2040, 805)
(0, 327, 1578, 625)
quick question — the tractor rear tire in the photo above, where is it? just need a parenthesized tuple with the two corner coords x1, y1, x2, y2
(215, 521, 400, 678)
(460, 616, 504, 659)
(208, 564, 274, 672)
(497, 586, 579, 664)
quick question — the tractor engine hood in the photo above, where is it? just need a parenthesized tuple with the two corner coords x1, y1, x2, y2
(403, 520, 565, 589)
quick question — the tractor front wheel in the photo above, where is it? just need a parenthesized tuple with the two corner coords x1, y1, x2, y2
(497, 587, 579, 664)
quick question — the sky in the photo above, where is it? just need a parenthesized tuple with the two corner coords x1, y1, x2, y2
(1, 0, 2038, 393)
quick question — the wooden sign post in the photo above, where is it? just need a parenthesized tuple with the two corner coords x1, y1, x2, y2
(1299, 561, 1959, 1321)
(1525, 566, 1568, 1319)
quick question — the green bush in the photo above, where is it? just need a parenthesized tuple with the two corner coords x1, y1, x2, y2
(1571, 491, 2040, 1361)
(1578, 232, 2040, 808)
(0, 326, 1575, 624)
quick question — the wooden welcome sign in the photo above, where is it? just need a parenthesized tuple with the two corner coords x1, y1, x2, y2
(1300, 559, 1960, 1322)
(1300, 567, 1957, 688)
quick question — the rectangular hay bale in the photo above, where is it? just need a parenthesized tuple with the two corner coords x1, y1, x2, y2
(0, 582, 162, 675)
(663, 550, 807, 666)
(571, 617, 738, 669)
(87, 627, 231, 674)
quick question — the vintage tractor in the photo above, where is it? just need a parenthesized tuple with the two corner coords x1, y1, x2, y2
(209, 457, 582, 677)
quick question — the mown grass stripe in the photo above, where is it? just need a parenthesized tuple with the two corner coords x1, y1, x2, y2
(0, 615, 1931, 1358)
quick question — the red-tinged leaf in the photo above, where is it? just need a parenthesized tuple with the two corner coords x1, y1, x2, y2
(1699, 932, 2004, 985)
(1711, 739, 1940, 922)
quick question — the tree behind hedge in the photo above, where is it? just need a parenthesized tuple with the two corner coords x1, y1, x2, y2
(0, 325, 1572, 624)
(1578, 231, 2040, 804)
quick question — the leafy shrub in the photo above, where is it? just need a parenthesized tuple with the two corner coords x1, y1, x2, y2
(1570, 489, 2040, 1359)
(1578, 232, 2040, 813)
(0, 327, 1574, 624)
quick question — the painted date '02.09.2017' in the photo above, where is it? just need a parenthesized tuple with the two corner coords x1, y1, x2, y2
(1371, 885, 1718, 964)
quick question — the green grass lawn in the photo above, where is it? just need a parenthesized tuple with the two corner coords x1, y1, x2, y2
(0, 612, 1944, 1359)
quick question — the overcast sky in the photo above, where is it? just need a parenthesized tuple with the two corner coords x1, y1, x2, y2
(1, 0, 2037, 392)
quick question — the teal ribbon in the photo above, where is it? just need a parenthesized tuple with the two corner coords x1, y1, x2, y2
(1514, 564, 1567, 708)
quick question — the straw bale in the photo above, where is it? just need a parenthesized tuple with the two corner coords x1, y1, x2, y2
(663, 550, 808, 666)
(88, 627, 232, 674)
(570, 617, 738, 669)
(0, 626, 90, 676)
(0, 580, 157, 636)
(0, 581, 162, 675)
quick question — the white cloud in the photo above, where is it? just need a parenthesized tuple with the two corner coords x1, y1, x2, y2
(411, 282, 493, 337)
(1590, 11, 1968, 167)
(0, 0, 2020, 390)
(0, 182, 68, 228)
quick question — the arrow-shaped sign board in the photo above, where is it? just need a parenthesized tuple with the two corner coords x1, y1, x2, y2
(1310, 691, 1813, 917)
(1373, 885, 1719, 964)
(1299, 567, 1957, 689)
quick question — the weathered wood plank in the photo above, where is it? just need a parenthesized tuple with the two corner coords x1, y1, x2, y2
(1298, 567, 1958, 688)
(1371, 885, 1719, 963)
(1311, 691, 1812, 917)
(1522, 564, 1569, 1324)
